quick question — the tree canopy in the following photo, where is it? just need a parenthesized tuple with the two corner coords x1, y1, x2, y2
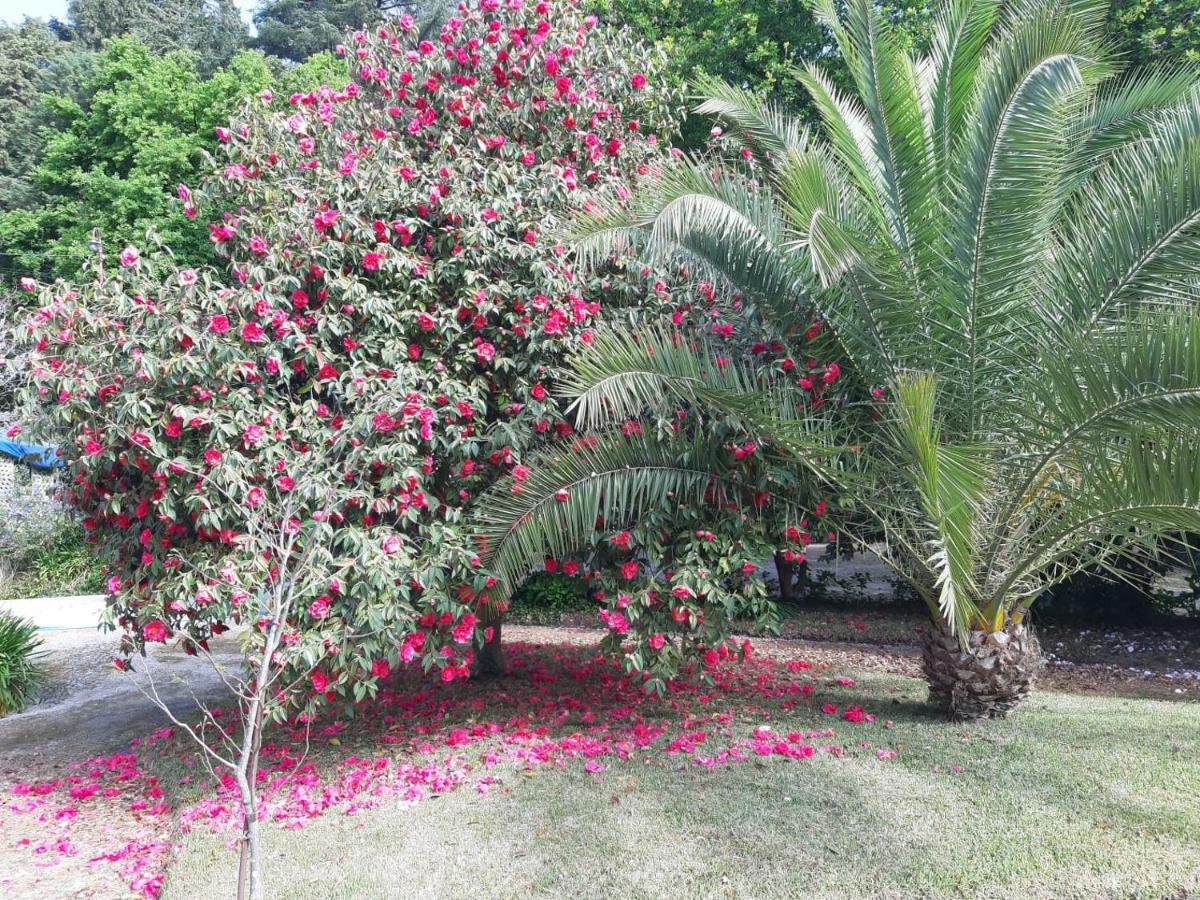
(65, 0, 247, 73)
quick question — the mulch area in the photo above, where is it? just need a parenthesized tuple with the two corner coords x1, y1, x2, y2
(506, 624, 1199, 703)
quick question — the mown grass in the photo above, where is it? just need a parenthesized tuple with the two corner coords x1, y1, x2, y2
(163, 669, 1200, 900)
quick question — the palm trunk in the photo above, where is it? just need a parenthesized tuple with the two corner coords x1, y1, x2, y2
(921, 617, 1042, 720)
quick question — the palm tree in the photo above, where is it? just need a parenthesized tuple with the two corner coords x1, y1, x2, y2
(476, 0, 1200, 719)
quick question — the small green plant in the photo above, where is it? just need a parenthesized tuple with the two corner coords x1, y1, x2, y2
(0, 611, 45, 715)
(510, 572, 593, 625)
(0, 520, 104, 601)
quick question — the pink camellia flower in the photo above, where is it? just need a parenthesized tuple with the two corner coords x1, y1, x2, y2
(308, 595, 331, 619)
(178, 269, 198, 286)
(382, 535, 403, 556)
(649, 633, 665, 650)
(311, 670, 329, 693)
(630, 72, 647, 89)
(203, 449, 222, 467)
(277, 475, 295, 492)
(417, 312, 435, 331)
(362, 251, 383, 271)
(620, 560, 638, 580)
(5, 424, 19, 438)
(530, 383, 546, 401)
(249, 235, 269, 255)
(843, 705, 867, 724)
(142, 620, 168, 643)
(475, 342, 496, 362)
(554, 488, 569, 502)
(245, 486, 264, 508)
(119, 246, 140, 267)
(18, 276, 36, 291)
(241, 322, 265, 343)
(215, 126, 232, 142)
(208, 315, 230, 334)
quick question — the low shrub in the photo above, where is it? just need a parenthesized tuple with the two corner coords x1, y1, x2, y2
(0, 520, 104, 601)
(510, 572, 593, 625)
(0, 611, 45, 715)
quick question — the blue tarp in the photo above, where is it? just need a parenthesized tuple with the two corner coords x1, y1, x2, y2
(0, 440, 64, 471)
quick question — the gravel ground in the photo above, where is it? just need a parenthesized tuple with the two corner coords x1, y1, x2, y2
(0, 629, 241, 774)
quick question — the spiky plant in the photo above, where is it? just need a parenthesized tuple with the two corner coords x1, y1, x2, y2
(0, 611, 45, 716)
(476, 0, 1200, 718)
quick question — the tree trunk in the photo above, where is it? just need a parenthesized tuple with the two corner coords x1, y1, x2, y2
(235, 775, 262, 900)
(472, 610, 504, 678)
(775, 552, 796, 604)
(921, 618, 1042, 720)
(236, 677, 268, 900)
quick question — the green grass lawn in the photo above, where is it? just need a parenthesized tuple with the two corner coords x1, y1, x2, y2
(162, 667, 1200, 900)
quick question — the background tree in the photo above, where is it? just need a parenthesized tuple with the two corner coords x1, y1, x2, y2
(0, 39, 348, 284)
(252, 0, 447, 61)
(0, 20, 71, 215)
(589, 0, 934, 147)
(65, 0, 248, 73)
(1108, 0, 1200, 65)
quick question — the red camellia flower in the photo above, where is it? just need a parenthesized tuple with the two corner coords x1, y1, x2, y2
(142, 620, 168, 643)
(311, 670, 329, 693)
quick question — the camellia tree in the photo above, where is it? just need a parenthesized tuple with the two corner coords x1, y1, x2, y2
(21, 1, 692, 892)
(22, 0, 832, 720)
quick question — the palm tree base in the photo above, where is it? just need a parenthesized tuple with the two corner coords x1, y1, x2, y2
(921, 621, 1042, 720)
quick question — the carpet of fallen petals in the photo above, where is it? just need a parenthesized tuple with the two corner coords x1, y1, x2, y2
(1, 641, 894, 898)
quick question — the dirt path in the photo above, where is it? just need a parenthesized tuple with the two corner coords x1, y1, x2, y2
(0, 629, 240, 774)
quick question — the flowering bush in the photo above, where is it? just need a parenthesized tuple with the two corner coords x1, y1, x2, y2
(23, 0, 697, 711)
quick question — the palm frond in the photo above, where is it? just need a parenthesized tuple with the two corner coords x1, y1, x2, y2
(997, 432, 1200, 602)
(1051, 98, 1200, 334)
(474, 431, 795, 598)
(884, 373, 992, 638)
(691, 75, 812, 164)
(923, 0, 1004, 178)
(944, 9, 1090, 425)
(559, 326, 846, 484)
(569, 160, 812, 337)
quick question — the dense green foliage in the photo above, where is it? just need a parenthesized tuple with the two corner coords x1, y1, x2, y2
(590, 0, 933, 146)
(0, 611, 45, 715)
(510, 571, 593, 624)
(0, 520, 105, 602)
(0, 38, 345, 283)
(0, 20, 72, 214)
(0, 39, 273, 279)
(65, 0, 247, 73)
(1108, 0, 1200, 65)
(253, 1, 443, 61)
